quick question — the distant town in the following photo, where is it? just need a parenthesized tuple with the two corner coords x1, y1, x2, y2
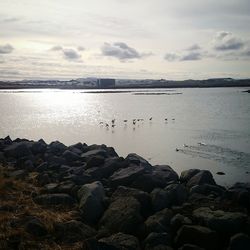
(0, 77, 250, 89)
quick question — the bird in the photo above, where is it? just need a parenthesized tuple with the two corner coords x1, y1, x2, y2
(111, 124, 116, 128)
(172, 118, 175, 121)
(133, 120, 136, 125)
(105, 123, 109, 127)
(149, 117, 152, 121)
(175, 148, 179, 152)
(165, 118, 168, 121)
(183, 144, 188, 147)
(123, 119, 128, 122)
(111, 119, 115, 124)
(99, 121, 104, 124)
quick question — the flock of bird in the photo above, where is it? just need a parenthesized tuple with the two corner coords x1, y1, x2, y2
(99, 117, 176, 129)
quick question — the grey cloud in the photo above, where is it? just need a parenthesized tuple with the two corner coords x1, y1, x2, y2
(101, 42, 149, 61)
(1, 17, 21, 23)
(0, 44, 14, 54)
(62, 48, 81, 61)
(50, 45, 63, 51)
(186, 44, 201, 51)
(213, 31, 244, 51)
(181, 51, 202, 61)
(164, 53, 179, 62)
(77, 46, 85, 51)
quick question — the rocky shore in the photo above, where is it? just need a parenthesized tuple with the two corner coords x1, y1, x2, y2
(0, 136, 250, 250)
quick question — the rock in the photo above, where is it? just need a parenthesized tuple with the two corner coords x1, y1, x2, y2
(151, 184, 188, 212)
(30, 139, 47, 154)
(25, 218, 47, 237)
(180, 169, 201, 183)
(170, 214, 192, 231)
(81, 149, 109, 160)
(178, 244, 205, 250)
(100, 197, 142, 234)
(111, 186, 151, 217)
(48, 141, 67, 155)
(216, 172, 225, 175)
(54, 220, 96, 243)
(99, 232, 140, 250)
(110, 164, 146, 188)
(4, 142, 32, 158)
(63, 173, 93, 185)
(125, 153, 152, 169)
(23, 159, 34, 171)
(186, 170, 216, 188)
(131, 165, 179, 192)
(228, 233, 250, 250)
(77, 181, 105, 224)
(0, 152, 5, 163)
(62, 150, 81, 162)
(190, 184, 225, 197)
(86, 155, 105, 168)
(145, 208, 173, 233)
(144, 232, 172, 250)
(193, 207, 247, 235)
(228, 183, 250, 209)
(36, 162, 48, 172)
(36, 173, 51, 185)
(43, 183, 59, 193)
(85, 157, 126, 180)
(175, 225, 218, 250)
(33, 193, 75, 206)
(8, 169, 27, 179)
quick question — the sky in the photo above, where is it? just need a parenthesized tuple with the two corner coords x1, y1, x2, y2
(0, 0, 250, 80)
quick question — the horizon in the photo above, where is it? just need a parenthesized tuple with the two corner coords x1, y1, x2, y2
(0, 0, 250, 80)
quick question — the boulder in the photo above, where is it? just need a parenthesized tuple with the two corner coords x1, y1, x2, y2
(170, 214, 192, 231)
(33, 193, 75, 206)
(36, 162, 48, 172)
(175, 225, 218, 250)
(228, 183, 250, 209)
(178, 244, 205, 250)
(4, 142, 32, 158)
(8, 169, 27, 179)
(190, 184, 225, 197)
(228, 233, 250, 250)
(111, 186, 151, 217)
(54, 220, 96, 243)
(145, 208, 173, 233)
(81, 149, 109, 160)
(144, 232, 172, 250)
(100, 197, 142, 234)
(193, 207, 247, 235)
(109, 164, 146, 188)
(125, 153, 152, 169)
(180, 169, 201, 183)
(62, 150, 81, 162)
(25, 217, 47, 237)
(86, 155, 105, 168)
(47, 141, 67, 155)
(186, 170, 216, 188)
(99, 232, 140, 250)
(77, 181, 105, 224)
(30, 139, 47, 154)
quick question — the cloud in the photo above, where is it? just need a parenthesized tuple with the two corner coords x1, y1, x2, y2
(213, 31, 244, 51)
(62, 48, 81, 61)
(181, 51, 202, 61)
(0, 44, 14, 54)
(186, 44, 201, 51)
(164, 53, 179, 62)
(50, 45, 63, 51)
(77, 46, 85, 51)
(101, 42, 149, 61)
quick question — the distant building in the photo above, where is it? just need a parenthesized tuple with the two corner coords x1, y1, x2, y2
(97, 78, 115, 88)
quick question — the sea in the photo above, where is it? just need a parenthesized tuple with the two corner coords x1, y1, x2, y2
(0, 87, 249, 186)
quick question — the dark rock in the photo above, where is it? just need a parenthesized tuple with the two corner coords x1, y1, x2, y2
(100, 197, 142, 234)
(125, 153, 152, 169)
(178, 244, 205, 250)
(4, 142, 32, 158)
(33, 193, 75, 206)
(144, 232, 172, 250)
(0, 152, 5, 163)
(228, 183, 250, 209)
(111, 186, 152, 217)
(23, 159, 34, 171)
(48, 140, 67, 155)
(36, 162, 48, 172)
(63, 173, 93, 185)
(216, 172, 225, 175)
(186, 170, 216, 188)
(228, 233, 250, 250)
(180, 169, 201, 183)
(175, 225, 218, 250)
(81, 149, 109, 160)
(151, 188, 170, 212)
(36, 173, 51, 185)
(99, 232, 140, 250)
(8, 169, 27, 179)
(170, 214, 192, 231)
(62, 150, 81, 162)
(109, 164, 146, 188)
(30, 139, 47, 154)
(193, 207, 247, 235)
(190, 184, 225, 197)
(77, 181, 105, 224)
(145, 208, 173, 233)
(43, 183, 59, 193)
(25, 218, 47, 237)
(86, 155, 105, 168)
(54, 220, 96, 243)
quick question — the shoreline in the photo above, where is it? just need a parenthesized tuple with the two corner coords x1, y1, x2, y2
(0, 136, 249, 249)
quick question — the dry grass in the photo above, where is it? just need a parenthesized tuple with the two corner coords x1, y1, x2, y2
(0, 165, 82, 250)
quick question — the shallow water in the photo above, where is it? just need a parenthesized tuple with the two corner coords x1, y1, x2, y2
(0, 87, 249, 185)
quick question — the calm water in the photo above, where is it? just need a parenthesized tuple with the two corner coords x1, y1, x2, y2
(0, 87, 249, 185)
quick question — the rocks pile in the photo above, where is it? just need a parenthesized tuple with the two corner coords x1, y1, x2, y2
(0, 136, 250, 249)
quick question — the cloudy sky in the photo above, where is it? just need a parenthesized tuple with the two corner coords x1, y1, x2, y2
(0, 0, 250, 80)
